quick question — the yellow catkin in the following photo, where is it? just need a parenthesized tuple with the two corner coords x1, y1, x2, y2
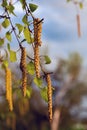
(46, 74, 52, 123)
(20, 47, 27, 97)
(34, 18, 42, 46)
(76, 14, 81, 37)
(34, 44, 40, 78)
(5, 68, 13, 111)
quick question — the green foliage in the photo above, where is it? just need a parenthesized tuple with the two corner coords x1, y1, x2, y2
(16, 24, 24, 34)
(44, 55, 51, 64)
(2, 19, 10, 28)
(7, 44, 17, 62)
(26, 87, 32, 98)
(23, 27, 31, 44)
(27, 61, 35, 75)
(9, 50, 17, 62)
(79, 2, 83, 9)
(22, 15, 28, 25)
(40, 87, 48, 102)
(0, 38, 4, 46)
(34, 77, 43, 88)
(6, 31, 12, 42)
(2, 60, 8, 68)
(67, 0, 71, 2)
(7, 4, 16, 15)
(29, 3, 38, 12)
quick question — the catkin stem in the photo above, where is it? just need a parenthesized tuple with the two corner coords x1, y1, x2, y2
(46, 74, 52, 123)
(76, 14, 81, 37)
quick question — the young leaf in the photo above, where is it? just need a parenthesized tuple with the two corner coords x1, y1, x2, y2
(6, 32, 12, 42)
(79, 2, 83, 9)
(2, 60, 8, 68)
(7, 4, 16, 16)
(23, 27, 31, 44)
(27, 61, 35, 75)
(34, 77, 43, 88)
(0, 38, 4, 46)
(1, 0, 7, 7)
(67, 0, 71, 2)
(44, 55, 51, 64)
(7, 43, 10, 51)
(9, 50, 17, 62)
(22, 15, 28, 25)
(16, 24, 24, 34)
(2, 19, 10, 28)
(26, 87, 32, 98)
(29, 3, 38, 12)
(20, 0, 26, 9)
(40, 87, 48, 102)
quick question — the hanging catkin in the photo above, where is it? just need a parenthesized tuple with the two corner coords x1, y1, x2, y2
(76, 14, 81, 37)
(20, 46, 27, 97)
(46, 73, 52, 123)
(34, 18, 42, 46)
(34, 44, 40, 78)
(5, 68, 13, 111)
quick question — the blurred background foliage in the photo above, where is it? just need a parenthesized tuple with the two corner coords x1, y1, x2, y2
(0, 51, 87, 130)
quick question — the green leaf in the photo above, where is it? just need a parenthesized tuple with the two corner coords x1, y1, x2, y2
(44, 55, 51, 64)
(9, 50, 17, 62)
(2, 60, 8, 68)
(16, 24, 24, 34)
(40, 87, 48, 102)
(7, 43, 10, 51)
(1, 0, 7, 7)
(22, 15, 28, 25)
(67, 0, 71, 2)
(27, 61, 35, 75)
(0, 38, 4, 46)
(7, 4, 16, 15)
(79, 2, 83, 9)
(23, 27, 31, 44)
(29, 3, 38, 12)
(2, 19, 10, 28)
(6, 32, 12, 42)
(34, 77, 43, 88)
(26, 87, 32, 98)
(20, 0, 26, 9)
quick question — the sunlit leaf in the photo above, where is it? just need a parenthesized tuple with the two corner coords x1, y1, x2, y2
(16, 24, 24, 34)
(9, 50, 17, 62)
(79, 2, 83, 9)
(67, 0, 71, 2)
(23, 27, 31, 44)
(7, 43, 10, 51)
(27, 61, 35, 75)
(40, 87, 48, 102)
(2, 60, 8, 68)
(7, 4, 16, 15)
(34, 77, 43, 88)
(1, 0, 7, 7)
(22, 15, 28, 25)
(2, 19, 10, 28)
(6, 31, 12, 42)
(20, 0, 26, 9)
(26, 87, 32, 98)
(0, 38, 4, 46)
(29, 3, 38, 12)
(44, 55, 51, 64)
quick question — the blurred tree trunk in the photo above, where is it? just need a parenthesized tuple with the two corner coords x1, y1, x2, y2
(51, 108, 61, 130)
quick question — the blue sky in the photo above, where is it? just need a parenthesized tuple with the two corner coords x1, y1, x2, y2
(2, 0, 87, 68)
